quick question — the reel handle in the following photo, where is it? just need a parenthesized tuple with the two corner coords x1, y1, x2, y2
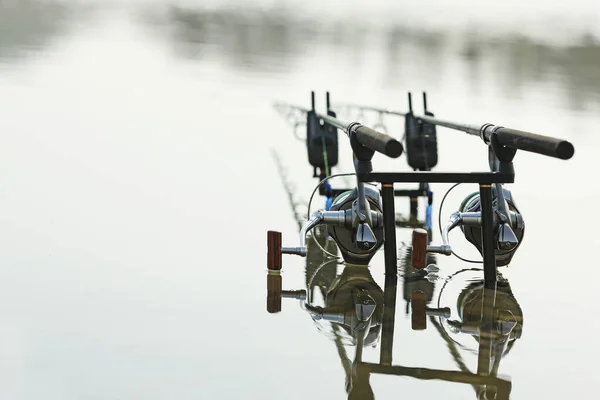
(411, 229, 429, 270)
(267, 231, 283, 270)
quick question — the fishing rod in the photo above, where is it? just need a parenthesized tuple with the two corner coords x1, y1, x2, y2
(338, 92, 574, 160)
(268, 91, 575, 283)
(272, 91, 433, 253)
(270, 92, 404, 264)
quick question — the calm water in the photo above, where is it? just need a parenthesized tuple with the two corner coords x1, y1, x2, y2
(0, 1, 599, 399)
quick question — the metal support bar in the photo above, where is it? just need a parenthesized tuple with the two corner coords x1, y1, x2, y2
(409, 196, 418, 221)
(382, 184, 397, 276)
(380, 275, 398, 366)
(328, 188, 428, 198)
(479, 184, 497, 282)
(477, 281, 497, 376)
(394, 189, 428, 197)
(359, 172, 514, 184)
(359, 363, 511, 391)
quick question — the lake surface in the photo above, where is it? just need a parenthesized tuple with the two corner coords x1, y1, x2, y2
(0, 1, 599, 399)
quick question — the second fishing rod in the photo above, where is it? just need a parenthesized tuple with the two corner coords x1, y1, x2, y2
(275, 91, 405, 260)
(339, 92, 574, 160)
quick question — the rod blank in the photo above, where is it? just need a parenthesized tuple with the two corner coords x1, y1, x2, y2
(420, 115, 574, 160)
(325, 101, 575, 160)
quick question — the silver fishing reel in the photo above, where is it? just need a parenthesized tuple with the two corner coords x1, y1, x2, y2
(268, 185, 384, 268)
(458, 188, 525, 266)
(326, 186, 384, 264)
(412, 186, 525, 269)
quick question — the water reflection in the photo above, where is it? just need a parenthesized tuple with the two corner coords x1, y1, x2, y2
(147, 5, 600, 109)
(266, 236, 523, 399)
(0, 0, 80, 64)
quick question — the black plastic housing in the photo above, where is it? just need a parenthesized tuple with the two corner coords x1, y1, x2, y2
(306, 110, 339, 169)
(405, 111, 438, 170)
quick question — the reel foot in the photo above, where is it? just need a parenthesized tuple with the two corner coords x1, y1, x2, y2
(411, 229, 428, 270)
(267, 231, 282, 270)
(411, 290, 427, 330)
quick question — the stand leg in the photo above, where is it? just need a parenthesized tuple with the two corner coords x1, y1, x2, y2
(380, 275, 398, 365)
(476, 281, 498, 398)
(477, 281, 497, 376)
(409, 196, 418, 223)
(382, 183, 397, 276)
(479, 184, 497, 282)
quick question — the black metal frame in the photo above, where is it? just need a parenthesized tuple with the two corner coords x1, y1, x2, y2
(273, 91, 573, 282)
(370, 172, 514, 280)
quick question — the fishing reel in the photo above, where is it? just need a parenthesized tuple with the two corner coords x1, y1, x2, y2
(411, 185, 525, 269)
(268, 184, 385, 268)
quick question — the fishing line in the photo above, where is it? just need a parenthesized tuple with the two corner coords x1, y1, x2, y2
(438, 183, 483, 264)
(271, 149, 307, 231)
(435, 268, 484, 354)
(306, 173, 381, 258)
(307, 173, 357, 220)
(321, 130, 330, 177)
(306, 173, 356, 258)
(305, 258, 344, 303)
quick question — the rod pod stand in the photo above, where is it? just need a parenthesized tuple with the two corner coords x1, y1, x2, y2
(410, 130, 521, 282)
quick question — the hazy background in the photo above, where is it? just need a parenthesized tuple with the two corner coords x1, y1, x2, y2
(0, 1, 598, 399)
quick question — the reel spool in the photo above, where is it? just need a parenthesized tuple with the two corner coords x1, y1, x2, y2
(327, 186, 384, 265)
(410, 186, 525, 269)
(458, 188, 524, 266)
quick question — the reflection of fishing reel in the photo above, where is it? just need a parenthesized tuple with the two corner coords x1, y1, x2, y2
(411, 277, 523, 351)
(267, 265, 384, 347)
(410, 275, 522, 400)
(449, 281, 523, 347)
(412, 186, 525, 269)
(268, 185, 384, 268)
